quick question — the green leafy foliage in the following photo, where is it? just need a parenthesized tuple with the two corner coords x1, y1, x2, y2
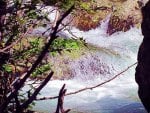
(42, 0, 76, 10)
(14, 38, 43, 60)
(31, 64, 51, 77)
(27, 10, 38, 19)
(80, 2, 91, 10)
(50, 38, 81, 56)
(2, 64, 13, 73)
(25, 38, 42, 56)
(61, 0, 76, 10)
(0, 0, 76, 112)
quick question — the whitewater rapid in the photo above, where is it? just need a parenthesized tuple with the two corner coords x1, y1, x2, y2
(28, 14, 148, 113)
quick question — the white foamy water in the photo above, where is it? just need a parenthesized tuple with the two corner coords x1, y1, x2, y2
(63, 15, 142, 58)
(27, 12, 146, 113)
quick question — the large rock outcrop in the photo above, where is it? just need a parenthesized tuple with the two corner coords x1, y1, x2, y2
(72, 0, 143, 34)
(107, 0, 143, 35)
(135, 0, 150, 112)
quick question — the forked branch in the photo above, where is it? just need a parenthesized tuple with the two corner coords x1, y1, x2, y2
(55, 84, 70, 113)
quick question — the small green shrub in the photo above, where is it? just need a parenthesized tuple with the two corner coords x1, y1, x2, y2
(31, 64, 51, 77)
(14, 38, 42, 60)
(2, 64, 13, 73)
(50, 38, 81, 56)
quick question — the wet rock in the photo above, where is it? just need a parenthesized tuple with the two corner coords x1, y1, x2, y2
(107, 0, 142, 35)
(135, 1, 150, 112)
(72, 11, 102, 31)
(72, 0, 142, 34)
(107, 15, 134, 35)
(72, 0, 112, 31)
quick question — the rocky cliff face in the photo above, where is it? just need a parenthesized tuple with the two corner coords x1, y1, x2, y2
(105, 0, 143, 35)
(71, 0, 145, 35)
(135, 1, 150, 112)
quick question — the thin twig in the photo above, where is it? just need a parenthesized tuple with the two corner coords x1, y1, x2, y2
(36, 62, 137, 100)
(0, 21, 38, 53)
(0, 4, 48, 53)
(21, 72, 53, 109)
(0, 5, 74, 112)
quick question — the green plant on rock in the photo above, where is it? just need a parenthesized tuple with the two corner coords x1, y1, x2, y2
(61, 0, 76, 10)
(50, 38, 81, 56)
(79, 2, 91, 10)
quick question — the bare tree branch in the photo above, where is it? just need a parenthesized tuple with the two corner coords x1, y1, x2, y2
(0, 20, 39, 53)
(0, 5, 74, 112)
(0, 4, 50, 53)
(36, 62, 137, 100)
(21, 72, 53, 110)
(55, 84, 70, 113)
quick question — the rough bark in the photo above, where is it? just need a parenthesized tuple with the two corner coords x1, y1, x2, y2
(135, 1, 150, 112)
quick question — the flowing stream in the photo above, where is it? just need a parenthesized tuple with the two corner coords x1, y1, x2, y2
(28, 13, 147, 113)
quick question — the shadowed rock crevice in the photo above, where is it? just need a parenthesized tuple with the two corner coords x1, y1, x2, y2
(135, 1, 150, 112)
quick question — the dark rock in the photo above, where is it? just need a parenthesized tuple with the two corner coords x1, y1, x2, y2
(73, 11, 101, 31)
(135, 1, 150, 112)
(107, 15, 134, 35)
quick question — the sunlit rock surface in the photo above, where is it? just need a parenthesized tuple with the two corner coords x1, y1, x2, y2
(72, 0, 144, 35)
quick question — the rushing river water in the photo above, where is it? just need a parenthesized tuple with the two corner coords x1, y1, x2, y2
(28, 12, 147, 113)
